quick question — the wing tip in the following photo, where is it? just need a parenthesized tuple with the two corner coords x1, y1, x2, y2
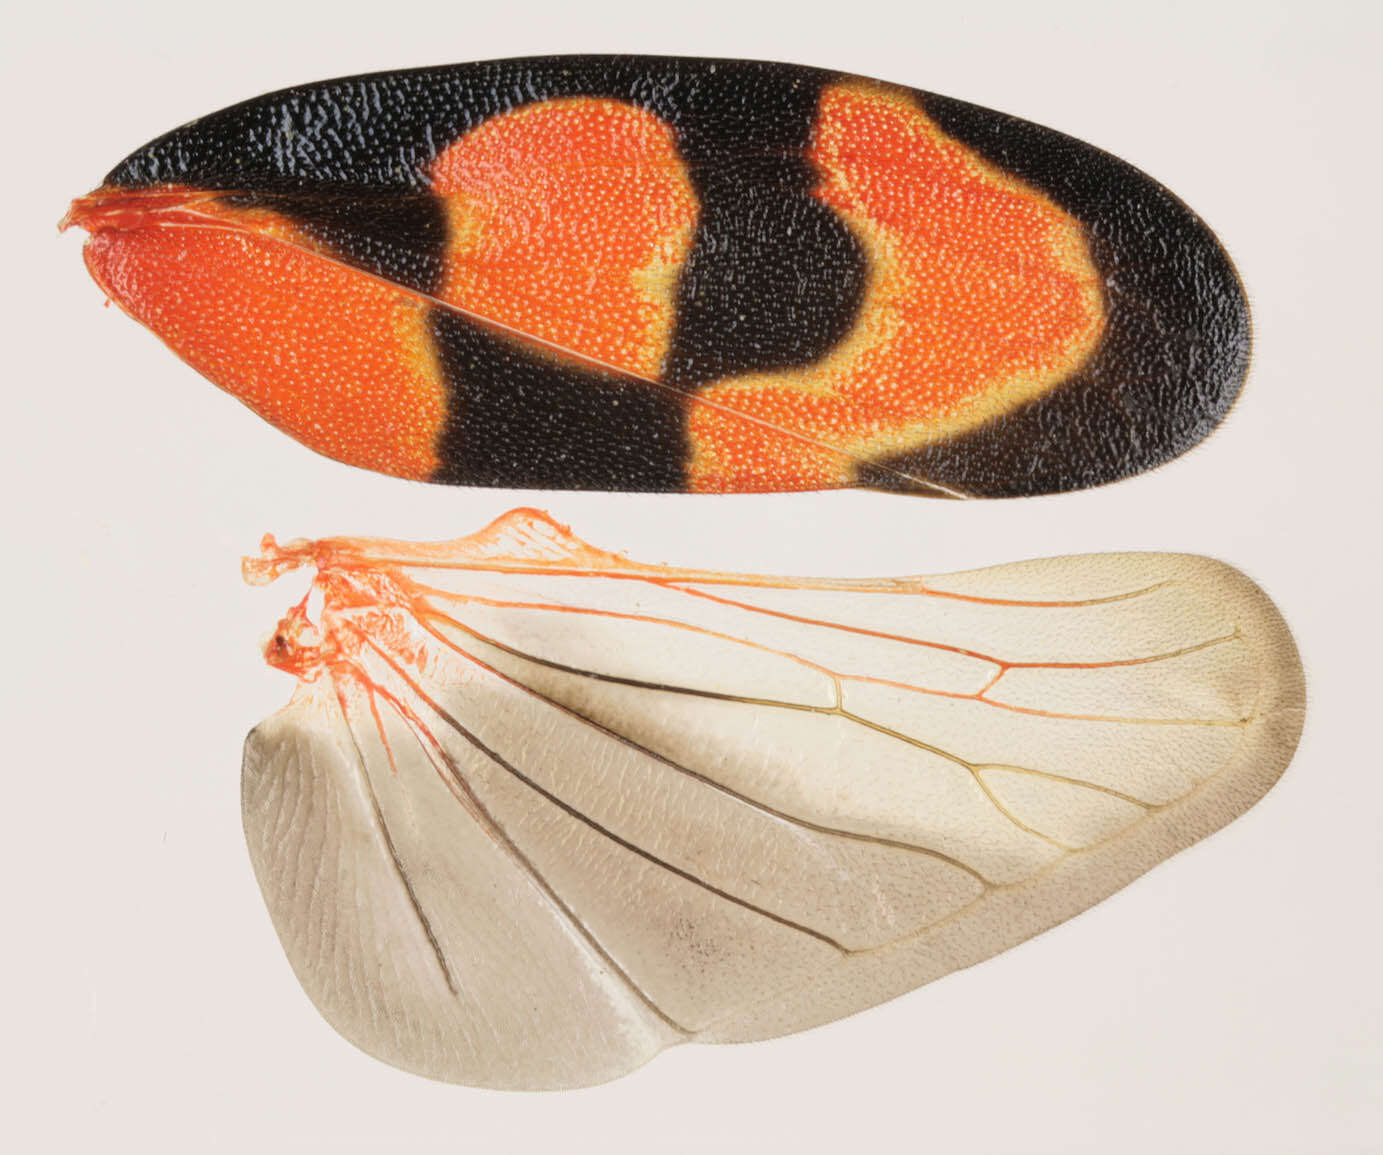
(700, 553, 1305, 1048)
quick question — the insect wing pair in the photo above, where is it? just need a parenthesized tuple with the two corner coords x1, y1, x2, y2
(68, 56, 1301, 1091)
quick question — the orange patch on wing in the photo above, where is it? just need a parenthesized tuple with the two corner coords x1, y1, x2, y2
(79, 196, 446, 481)
(430, 98, 699, 379)
(688, 84, 1106, 494)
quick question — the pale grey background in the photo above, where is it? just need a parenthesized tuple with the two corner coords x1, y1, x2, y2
(6, 1, 1379, 1150)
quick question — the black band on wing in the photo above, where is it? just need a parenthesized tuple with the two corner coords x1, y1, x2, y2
(429, 311, 688, 492)
(106, 58, 871, 489)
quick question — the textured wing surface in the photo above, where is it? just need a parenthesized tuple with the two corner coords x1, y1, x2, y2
(74, 57, 1248, 495)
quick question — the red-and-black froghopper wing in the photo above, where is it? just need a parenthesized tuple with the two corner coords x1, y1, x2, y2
(66, 56, 1250, 497)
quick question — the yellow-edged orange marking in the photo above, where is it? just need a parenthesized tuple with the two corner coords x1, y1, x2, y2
(430, 98, 699, 380)
(688, 83, 1107, 493)
(79, 197, 446, 481)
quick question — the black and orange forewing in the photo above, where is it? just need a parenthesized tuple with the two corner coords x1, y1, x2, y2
(67, 57, 1249, 496)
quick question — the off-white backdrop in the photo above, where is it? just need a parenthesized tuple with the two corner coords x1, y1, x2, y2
(7, 2, 1379, 1151)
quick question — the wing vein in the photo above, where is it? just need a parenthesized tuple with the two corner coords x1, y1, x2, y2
(410, 611, 994, 884)
(346, 557, 1172, 610)
(416, 603, 1246, 725)
(344, 642, 692, 1036)
(359, 633, 854, 954)
(333, 686, 460, 996)
(413, 608, 1237, 841)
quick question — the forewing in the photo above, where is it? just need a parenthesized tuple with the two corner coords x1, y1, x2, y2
(76, 56, 1248, 495)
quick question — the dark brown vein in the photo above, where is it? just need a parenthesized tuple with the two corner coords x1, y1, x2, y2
(417, 602, 1247, 728)
(357, 670, 692, 1038)
(409, 613, 990, 884)
(359, 633, 853, 955)
(333, 686, 459, 996)
(413, 609, 1150, 856)
(412, 582, 1245, 699)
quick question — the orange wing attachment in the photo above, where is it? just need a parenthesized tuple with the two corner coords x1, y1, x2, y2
(241, 509, 1303, 1089)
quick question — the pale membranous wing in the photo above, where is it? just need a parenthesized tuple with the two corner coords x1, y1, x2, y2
(240, 509, 1304, 1089)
